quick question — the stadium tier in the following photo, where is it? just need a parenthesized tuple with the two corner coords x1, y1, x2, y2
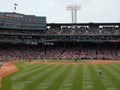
(0, 42, 120, 61)
(0, 12, 120, 61)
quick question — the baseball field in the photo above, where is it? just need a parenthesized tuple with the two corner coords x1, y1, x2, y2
(1, 60, 120, 90)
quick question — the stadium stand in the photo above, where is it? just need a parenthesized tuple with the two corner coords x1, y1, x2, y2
(0, 42, 119, 61)
(0, 12, 120, 61)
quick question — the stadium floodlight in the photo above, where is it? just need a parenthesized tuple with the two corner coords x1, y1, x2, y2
(66, 4, 81, 23)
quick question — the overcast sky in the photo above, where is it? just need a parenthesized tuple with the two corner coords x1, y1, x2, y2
(0, 0, 120, 23)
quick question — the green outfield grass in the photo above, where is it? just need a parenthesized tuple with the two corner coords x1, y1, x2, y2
(1, 61, 120, 90)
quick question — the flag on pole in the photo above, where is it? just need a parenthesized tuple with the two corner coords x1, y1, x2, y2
(14, 3, 18, 10)
(14, 3, 18, 6)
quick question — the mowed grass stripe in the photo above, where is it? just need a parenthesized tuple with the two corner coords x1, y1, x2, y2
(109, 64, 120, 78)
(111, 64, 120, 71)
(16, 62, 41, 71)
(89, 65, 106, 90)
(71, 65, 83, 90)
(24, 65, 63, 90)
(35, 65, 71, 90)
(93, 65, 117, 90)
(103, 65, 120, 79)
(58, 65, 78, 90)
(110, 64, 120, 71)
(100, 64, 120, 89)
(23, 63, 39, 69)
(82, 65, 93, 90)
(11, 65, 44, 81)
(45, 65, 73, 90)
(24, 64, 43, 70)
(12, 64, 51, 82)
(12, 65, 61, 90)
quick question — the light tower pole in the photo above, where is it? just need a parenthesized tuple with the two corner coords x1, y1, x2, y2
(66, 4, 81, 23)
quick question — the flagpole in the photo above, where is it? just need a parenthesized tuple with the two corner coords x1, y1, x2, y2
(14, 3, 18, 12)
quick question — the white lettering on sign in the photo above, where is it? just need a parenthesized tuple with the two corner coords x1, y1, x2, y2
(5, 14, 23, 18)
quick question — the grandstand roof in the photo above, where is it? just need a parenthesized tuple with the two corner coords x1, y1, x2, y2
(47, 23, 120, 26)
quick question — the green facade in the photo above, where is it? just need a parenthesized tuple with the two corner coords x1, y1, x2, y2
(0, 12, 46, 30)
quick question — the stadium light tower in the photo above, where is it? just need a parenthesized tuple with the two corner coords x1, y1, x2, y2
(66, 4, 81, 23)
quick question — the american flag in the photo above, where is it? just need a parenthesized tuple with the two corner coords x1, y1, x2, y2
(14, 3, 18, 10)
(14, 3, 18, 6)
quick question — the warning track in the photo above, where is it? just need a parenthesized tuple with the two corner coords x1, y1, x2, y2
(25, 60, 120, 65)
(0, 61, 18, 88)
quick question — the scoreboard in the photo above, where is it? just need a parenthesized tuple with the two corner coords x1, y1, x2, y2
(0, 12, 46, 30)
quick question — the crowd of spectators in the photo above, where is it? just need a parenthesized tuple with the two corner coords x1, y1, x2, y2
(46, 26, 120, 35)
(0, 25, 120, 36)
(0, 26, 120, 36)
(0, 25, 120, 44)
(0, 43, 120, 62)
